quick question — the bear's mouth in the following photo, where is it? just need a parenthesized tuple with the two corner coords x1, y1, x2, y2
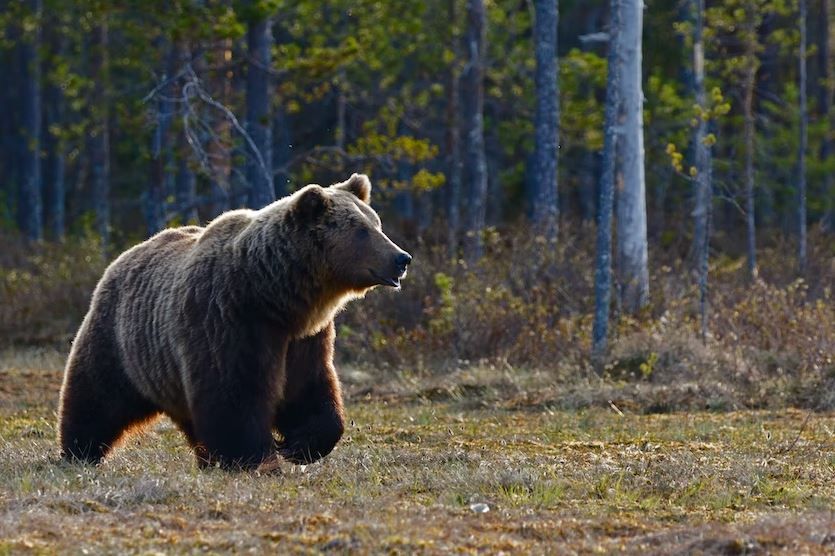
(368, 268, 402, 288)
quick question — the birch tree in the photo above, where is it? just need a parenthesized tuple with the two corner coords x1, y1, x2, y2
(742, 4, 758, 278)
(615, 0, 649, 313)
(692, 0, 713, 341)
(532, 0, 559, 242)
(462, 0, 488, 262)
(592, 0, 621, 359)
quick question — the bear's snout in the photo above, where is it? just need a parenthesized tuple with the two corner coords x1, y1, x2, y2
(395, 252, 412, 275)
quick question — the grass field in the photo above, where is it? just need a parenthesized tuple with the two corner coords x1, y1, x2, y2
(0, 347, 833, 554)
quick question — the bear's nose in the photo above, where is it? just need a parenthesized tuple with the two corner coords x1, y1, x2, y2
(396, 252, 412, 270)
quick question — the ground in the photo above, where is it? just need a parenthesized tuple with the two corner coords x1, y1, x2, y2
(0, 347, 833, 554)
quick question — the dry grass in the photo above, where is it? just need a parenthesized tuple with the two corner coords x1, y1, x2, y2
(0, 347, 833, 554)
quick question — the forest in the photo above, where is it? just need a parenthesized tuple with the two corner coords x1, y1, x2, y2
(0, 0, 834, 553)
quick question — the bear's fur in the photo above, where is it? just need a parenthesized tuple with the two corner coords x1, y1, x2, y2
(58, 174, 411, 469)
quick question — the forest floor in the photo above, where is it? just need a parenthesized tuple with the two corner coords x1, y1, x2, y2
(0, 347, 833, 554)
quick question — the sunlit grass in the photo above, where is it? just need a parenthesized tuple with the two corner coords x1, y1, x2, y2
(0, 348, 833, 553)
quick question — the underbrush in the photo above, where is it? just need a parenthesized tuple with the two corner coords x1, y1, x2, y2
(0, 236, 106, 345)
(1, 226, 833, 410)
(338, 226, 835, 411)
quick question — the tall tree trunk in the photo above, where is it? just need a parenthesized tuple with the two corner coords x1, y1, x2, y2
(445, 0, 463, 258)
(18, 0, 43, 241)
(231, 39, 248, 208)
(146, 41, 177, 236)
(272, 24, 290, 199)
(0, 15, 16, 221)
(89, 19, 110, 249)
(532, 0, 559, 241)
(273, 105, 291, 199)
(207, 38, 233, 218)
(44, 21, 66, 241)
(798, 0, 808, 273)
(592, 0, 622, 359)
(462, 0, 488, 262)
(692, 0, 712, 342)
(176, 147, 198, 224)
(743, 8, 757, 279)
(245, 8, 274, 209)
(615, 0, 648, 314)
(818, 0, 832, 231)
(335, 70, 347, 153)
(176, 43, 198, 224)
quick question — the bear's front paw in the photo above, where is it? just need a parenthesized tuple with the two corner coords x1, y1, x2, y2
(276, 437, 334, 465)
(255, 454, 285, 475)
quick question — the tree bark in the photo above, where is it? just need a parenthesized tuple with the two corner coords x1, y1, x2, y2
(743, 6, 757, 279)
(176, 43, 198, 224)
(146, 41, 177, 236)
(0, 14, 17, 221)
(615, 0, 649, 314)
(89, 19, 110, 249)
(245, 8, 274, 209)
(818, 0, 832, 231)
(592, 0, 622, 359)
(462, 0, 488, 262)
(532, 0, 559, 242)
(798, 0, 808, 273)
(446, 0, 463, 258)
(176, 147, 198, 224)
(692, 0, 712, 342)
(18, 0, 43, 241)
(44, 19, 66, 241)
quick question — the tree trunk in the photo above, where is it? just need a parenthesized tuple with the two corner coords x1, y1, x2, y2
(230, 40, 247, 208)
(0, 16, 17, 222)
(18, 0, 43, 241)
(592, 0, 622, 359)
(89, 19, 110, 249)
(245, 9, 274, 209)
(692, 0, 712, 342)
(615, 0, 648, 314)
(743, 8, 757, 279)
(798, 0, 808, 273)
(818, 0, 832, 231)
(175, 43, 198, 224)
(532, 0, 559, 241)
(445, 0, 463, 259)
(462, 0, 488, 262)
(146, 41, 177, 236)
(176, 147, 198, 224)
(335, 70, 347, 153)
(44, 22, 66, 241)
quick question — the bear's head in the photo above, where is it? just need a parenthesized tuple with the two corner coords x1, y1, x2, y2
(290, 173, 412, 292)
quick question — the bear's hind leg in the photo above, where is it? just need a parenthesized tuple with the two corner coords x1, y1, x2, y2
(59, 345, 158, 464)
(276, 322, 345, 465)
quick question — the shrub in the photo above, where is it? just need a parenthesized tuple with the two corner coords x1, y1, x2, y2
(0, 235, 106, 346)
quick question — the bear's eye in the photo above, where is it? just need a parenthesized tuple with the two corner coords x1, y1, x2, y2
(355, 228, 370, 240)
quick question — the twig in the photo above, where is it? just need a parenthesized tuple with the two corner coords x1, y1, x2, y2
(775, 412, 812, 455)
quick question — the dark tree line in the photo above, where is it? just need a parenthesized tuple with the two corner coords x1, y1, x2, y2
(1, 0, 832, 353)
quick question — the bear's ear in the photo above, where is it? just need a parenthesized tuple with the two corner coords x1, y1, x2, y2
(332, 173, 371, 204)
(293, 185, 331, 220)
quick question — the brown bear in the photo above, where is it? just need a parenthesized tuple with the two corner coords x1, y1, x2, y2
(57, 174, 410, 469)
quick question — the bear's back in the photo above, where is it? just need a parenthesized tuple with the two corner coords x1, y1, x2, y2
(100, 225, 206, 414)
